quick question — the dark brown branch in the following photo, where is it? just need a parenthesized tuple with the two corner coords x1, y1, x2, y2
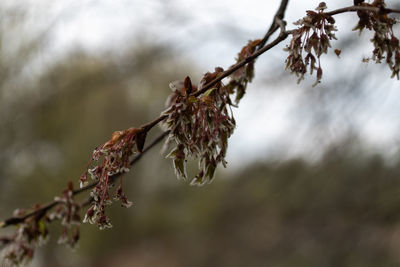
(193, 24, 288, 98)
(74, 130, 170, 195)
(0, 201, 59, 229)
(0, 130, 170, 229)
(117, 5, 292, 135)
(326, 5, 400, 16)
(2, 0, 397, 233)
(141, 115, 167, 133)
(258, 0, 290, 48)
(0, 24, 289, 228)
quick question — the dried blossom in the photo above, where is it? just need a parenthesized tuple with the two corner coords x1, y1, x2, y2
(284, 2, 337, 86)
(80, 127, 140, 229)
(51, 181, 81, 248)
(353, 0, 400, 79)
(163, 74, 236, 186)
(1, 181, 85, 265)
(2, 207, 50, 266)
(162, 38, 264, 185)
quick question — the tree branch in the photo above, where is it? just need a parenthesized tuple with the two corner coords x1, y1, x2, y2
(258, 0, 290, 48)
(326, 5, 400, 16)
(1, 0, 398, 255)
(0, 130, 170, 229)
(3, 1, 398, 231)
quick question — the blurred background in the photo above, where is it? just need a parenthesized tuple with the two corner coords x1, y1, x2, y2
(1, 0, 400, 266)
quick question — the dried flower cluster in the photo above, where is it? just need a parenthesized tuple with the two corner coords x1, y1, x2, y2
(285, 2, 337, 86)
(51, 181, 81, 248)
(2, 182, 80, 266)
(285, 1, 399, 85)
(2, 208, 48, 266)
(79, 127, 142, 229)
(162, 40, 261, 185)
(2, 1, 400, 265)
(162, 74, 233, 185)
(354, 0, 400, 79)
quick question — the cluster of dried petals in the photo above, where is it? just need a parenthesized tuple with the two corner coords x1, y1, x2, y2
(2, 207, 50, 266)
(80, 127, 142, 229)
(353, 0, 400, 79)
(50, 181, 81, 248)
(163, 73, 236, 186)
(284, 2, 337, 86)
(2, 182, 84, 265)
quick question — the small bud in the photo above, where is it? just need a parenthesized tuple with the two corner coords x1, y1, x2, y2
(316, 2, 327, 11)
(183, 76, 193, 95)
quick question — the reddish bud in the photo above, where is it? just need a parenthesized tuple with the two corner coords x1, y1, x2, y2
(68, 180, 74, 191)
(135, 131, 147, 153)
(183, 76, 193, 95)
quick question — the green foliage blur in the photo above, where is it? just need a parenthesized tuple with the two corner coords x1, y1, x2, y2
(1, 5, 400, 267)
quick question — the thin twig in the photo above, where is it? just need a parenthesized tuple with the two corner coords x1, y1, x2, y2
(0, 24, 287, 228)
(258, 0, 290, 48)
(326, 5, 400, 16)
(0, 131, 170, 229)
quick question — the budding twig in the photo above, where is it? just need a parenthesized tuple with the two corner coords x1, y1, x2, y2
(2, 0, 399, 231)
(1, 0, 399, 264)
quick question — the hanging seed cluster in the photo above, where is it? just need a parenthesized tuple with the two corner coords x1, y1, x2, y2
(285, 1, 399, 86)
(284, 2, 337, 86)
(163, 40, 261, 185)
(353, 0, 399, 79)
